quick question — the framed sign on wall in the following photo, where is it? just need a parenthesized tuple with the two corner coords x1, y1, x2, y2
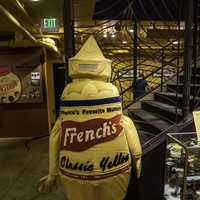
(0, 68, 21, 103)
(0, 48, 44, 104)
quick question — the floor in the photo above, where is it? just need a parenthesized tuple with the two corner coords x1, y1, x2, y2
(0, 138, 66, 200)
(0, 137, 181, 200)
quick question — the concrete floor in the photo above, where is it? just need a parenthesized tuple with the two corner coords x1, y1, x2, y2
(0, 138, 66, 200)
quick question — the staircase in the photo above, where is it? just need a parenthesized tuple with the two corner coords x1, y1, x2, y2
(127, 66, 200, 145)
(125, 64, 200, 200)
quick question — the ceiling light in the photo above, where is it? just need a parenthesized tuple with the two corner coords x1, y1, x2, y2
(122, 41, 127, 44)
(129, 29, 134, 33)
(111, 34, 116, 38)
(103, 33, 107, 38)
(30, 0, 40, 2)
(111, 50, 129, 53)
(173, 41, 178, 44)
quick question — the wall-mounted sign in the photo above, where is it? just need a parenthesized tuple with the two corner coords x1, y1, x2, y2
(31, 72, 40, 86)
(41, 18, 59, 32)
(0, 48, 44, 104)
(0, 68, 21, 103)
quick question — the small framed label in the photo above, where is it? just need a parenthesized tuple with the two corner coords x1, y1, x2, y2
(79, 64, 97, 70)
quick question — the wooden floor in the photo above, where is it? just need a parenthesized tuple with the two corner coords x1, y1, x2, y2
(0, 138, 66, 200)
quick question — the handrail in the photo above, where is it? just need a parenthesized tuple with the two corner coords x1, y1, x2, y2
(118, 52, 184, 97)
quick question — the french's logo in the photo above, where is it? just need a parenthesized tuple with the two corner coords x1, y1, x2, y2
(60, 115, 123, 152)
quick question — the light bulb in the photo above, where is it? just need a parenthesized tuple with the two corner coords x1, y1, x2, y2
(103, 34, 107, 38)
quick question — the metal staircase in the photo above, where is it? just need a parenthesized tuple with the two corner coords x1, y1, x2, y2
(127, 64, 200, 144)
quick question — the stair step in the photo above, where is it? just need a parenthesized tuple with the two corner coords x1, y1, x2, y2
(137, 130, 156, 145)
(167, 83, 200, 87)
(179, 74, 200, 84)
(129, 109, 172, 131)
(155, 92, 200, 99)
(154, 92, 200, 108)
(128, 110, 161, 134)
(167, 83, 200, 95)
(192, 67, 200, 74)
(141, 100, 182, 122)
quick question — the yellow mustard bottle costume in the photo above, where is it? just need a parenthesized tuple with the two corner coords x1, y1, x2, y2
(39, 36, 142, 200)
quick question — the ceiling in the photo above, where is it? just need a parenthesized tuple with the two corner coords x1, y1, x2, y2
(0, 0, 96, 31)
(93, 0, 185, 21)
(0, 0, 184, 59)
(0, 0, 96, 56)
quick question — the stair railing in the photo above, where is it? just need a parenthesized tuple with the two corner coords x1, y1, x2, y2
(192, 0, 200, 111)
(120, 52, 184, 109)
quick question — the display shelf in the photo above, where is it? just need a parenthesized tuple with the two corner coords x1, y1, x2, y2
(166, 132, 200, 200)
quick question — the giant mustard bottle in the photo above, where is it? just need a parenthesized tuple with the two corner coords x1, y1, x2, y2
(38, 36, 142, 200)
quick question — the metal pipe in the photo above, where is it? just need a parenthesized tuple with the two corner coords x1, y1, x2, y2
(13, 0, 41, 33)
(182, 0, 193, 118)
(168, 134, 189, 200)
(63, 0, 74, 84)
(0, 4, 36, 42)
(0, 4, 59, 54)
(192, 0, 197, 110)
(133, 19, 137, 100)
(160, 48, 164, 92)
(175, 19, 181, 123)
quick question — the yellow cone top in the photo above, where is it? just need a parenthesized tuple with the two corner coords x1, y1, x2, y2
(69, 36, 111, 79)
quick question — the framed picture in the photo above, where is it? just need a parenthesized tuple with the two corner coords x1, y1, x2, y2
(0, 48, 44, 104)
(0, 68, 21, 103)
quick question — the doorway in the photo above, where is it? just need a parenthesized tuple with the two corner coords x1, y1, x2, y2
(53, 63, 66, 118)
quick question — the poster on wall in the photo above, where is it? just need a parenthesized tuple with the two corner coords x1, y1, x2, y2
(15, 64, 43, 103)
(0, 68, 21, 103)
(0, 48, 44, 104)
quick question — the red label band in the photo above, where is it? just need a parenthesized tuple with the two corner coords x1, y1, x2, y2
(60, 115, 123, 152)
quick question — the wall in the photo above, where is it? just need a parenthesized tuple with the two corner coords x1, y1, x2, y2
(0, 47, 49, 138)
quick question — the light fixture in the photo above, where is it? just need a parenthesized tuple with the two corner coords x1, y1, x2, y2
(103, 33, 108, 38)
(111, 50, 129, 53)
(111, 34, 116, 38)
(30, 0, 40, 2)
(129, 29, 134, 33)
(173, 41, 178, 44)
(122, 41, 127, 44)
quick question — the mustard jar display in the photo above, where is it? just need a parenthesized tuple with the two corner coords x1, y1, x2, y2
(38, 36, 142, 200)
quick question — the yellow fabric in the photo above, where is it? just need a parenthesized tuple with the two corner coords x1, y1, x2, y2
(122, 115, 142, 177)
(60, 170, 131, 200)
(193, 111, 200, 144)
(61, 80, 119, 101)
(46, 36, 142, 200)
(48, 79, 141, 200)
(69, 36, 111, 79)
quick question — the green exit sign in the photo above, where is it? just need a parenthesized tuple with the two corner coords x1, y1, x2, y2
(41, 18, 59, 32)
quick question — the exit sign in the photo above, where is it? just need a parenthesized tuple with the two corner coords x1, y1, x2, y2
(41, 18, 59, 32)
